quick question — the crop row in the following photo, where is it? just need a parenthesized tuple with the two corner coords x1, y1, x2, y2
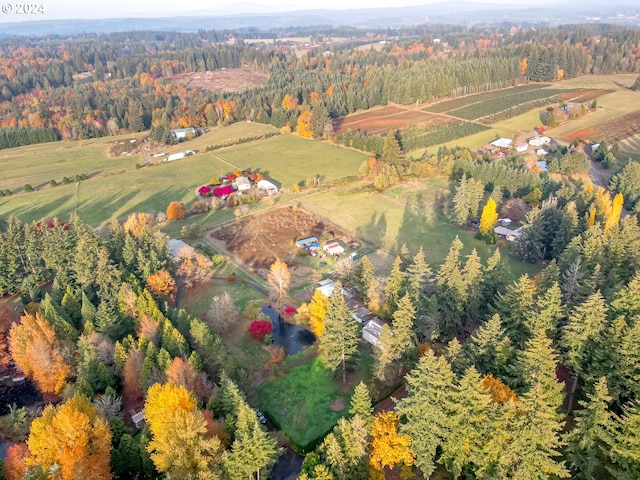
(448, 88, 582, 120)
(400, 121, 490, 151)
(424, 84, 550, 114)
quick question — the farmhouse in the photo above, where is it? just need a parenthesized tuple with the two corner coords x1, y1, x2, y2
(235, 176, 251, 191)
(323, 241, 345, 256)
(257, 179, 278, 195)
(528, 136, 551, 147)
(490, 138, 512, 149)
(494, 226, 522, 242)
(362, 318, 385, 348)
(172, 127, 196, 139)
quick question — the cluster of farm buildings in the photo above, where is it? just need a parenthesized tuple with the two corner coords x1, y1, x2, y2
(479, 132, 556, 165)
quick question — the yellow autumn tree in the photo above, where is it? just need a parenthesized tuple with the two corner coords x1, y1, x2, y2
(268, 259, 290, 300)
(308, 289, 329, 337)
(281, 93, 298, 110)
(586, 205, 597, 228)
(296, 109, 314, 138)
(9, 312, 70, 396)
(123, 212, 156, 239)
(605, 192, 624, 233)
(519, 57, 528, 75)
(479, 197, 498, 239)
(27, 394, 112, 480)
(481, 374, 520, 405)
(144, 383, 223, 478)
(369, 411, 414, 471)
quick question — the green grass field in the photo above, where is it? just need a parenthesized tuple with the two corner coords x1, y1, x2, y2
(0, 134, 366, 227)
(299, 180, 540, 280)
(257, 357, 350, 452)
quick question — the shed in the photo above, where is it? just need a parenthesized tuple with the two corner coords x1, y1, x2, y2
(257, 179, 278, 195)
(516, 143, 529, 153)
(296, 237, 319, 249)
(494, 226, 522, 242)
(235, 176, 251, 191)
(172, 127, 196, 139)
(167, 152, 185, 162)
(316, 279, 343, 298)
(490, 138, 512, 149)
(131, 411, 145, 429)
(362, 318, 385, 348)
(324, 241, 345, 256)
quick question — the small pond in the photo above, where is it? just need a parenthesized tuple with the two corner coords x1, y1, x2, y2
(261, 306, 315, 356)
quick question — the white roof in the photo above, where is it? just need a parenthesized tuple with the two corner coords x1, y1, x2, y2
(494, 226, 514, 236)
(257, 179, 278, 192)
(490, 138, 512, 148)
(168, 239, 195, 260)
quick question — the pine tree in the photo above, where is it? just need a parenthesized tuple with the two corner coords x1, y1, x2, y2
(349, 382, 373, 426)
(461, 248, 484, 320)
(562, 291, 607, 406)
(517, 329, 565, 410)
(465, 313, 515, 383)
(320, 285, 359, 384)
(566, 378, 616, 480)
(609, 401, 640, 479)
(391, 294, 417, 358)
(531, 282, 565, 340)
(396, 350, 456, 477)
(375, 324, 395, 383)
(381, 130, 402, 167)
(355, 256, 374, 301)
(384, 256, 405, 316)
(492, 274, 537, 349)
(319, 416, 369, 480)
(435, 237, 466, 338)
(405, 247, 431, 317)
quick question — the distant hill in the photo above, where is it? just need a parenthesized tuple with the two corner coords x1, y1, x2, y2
(0, 0, 638, 36)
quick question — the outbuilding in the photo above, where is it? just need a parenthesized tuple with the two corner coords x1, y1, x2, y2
(235, 176, 251, 191)
(362, 318, 385, 348)
(324, 241, 345, 256)
(257, 179, 278, 195)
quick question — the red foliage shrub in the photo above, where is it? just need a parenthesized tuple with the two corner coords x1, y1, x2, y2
(248, 321, 272, 341)
(213, 186, 234, 197)
(284, 307, 296, 315)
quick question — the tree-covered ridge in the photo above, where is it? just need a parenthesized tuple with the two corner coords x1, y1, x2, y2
(1, 23, 639, 143)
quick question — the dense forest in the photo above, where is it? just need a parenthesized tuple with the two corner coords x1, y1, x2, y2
(1, 24, 640, 145)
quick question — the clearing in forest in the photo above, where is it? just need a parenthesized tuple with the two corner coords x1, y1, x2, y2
(171, 68, 269, 93)
(333, 105, 451, 135)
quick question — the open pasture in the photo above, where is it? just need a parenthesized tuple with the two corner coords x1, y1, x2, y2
(333, 105, 450, 135)
(423, 83, 550, 114)
(298, 180, 541, 280)
(0, 133, 366, 227)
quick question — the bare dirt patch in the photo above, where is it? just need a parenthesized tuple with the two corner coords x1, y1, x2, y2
(560, 111, 640, 144)
(333, 105, 451, 135)
(172, 68, 269, 94)
(555, 89, 610, 103)
(209, 207, 349, 286)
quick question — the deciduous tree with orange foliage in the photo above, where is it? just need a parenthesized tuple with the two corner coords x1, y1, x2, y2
(166, 201, 186, 221)
(144, 382, 223, 479)
(27, 394, 112, 480)
(370, 411, 415, 471)
(9, 312, 71, 396)
(146, 270, 177, 302)
(3, 443, 29, 480)
(123, 212, 156, 239)
(177, 252, 213, 287)
(481, 374, 520, 404)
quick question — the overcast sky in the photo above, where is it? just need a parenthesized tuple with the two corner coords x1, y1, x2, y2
(0, 0, 540, 22)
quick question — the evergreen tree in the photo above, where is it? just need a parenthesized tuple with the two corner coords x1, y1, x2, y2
(465, 313, 515, 383)
(435, 237, 466, 339)
(319, 416, 369, 480)
(461, 248, 484, 320)
(609, 401, 640, 479)
(384, 256, 405, 316)
(452, 175, 484, 226)
(320, 286, 359, 384)
(566, 378, 616, 480)
(381, 130, 402, 167)
(396, 350, 456, 477)
(531, 282, 565, 340)
(355, 256, 374, 301)
(349, 381, 373, 427)
(405, 247, 431, 318)
(374, 324, 395, 383)
(492, 274, 537, 349)
(444, 337, 467, 376)
(517, 329, 565, 410)
(391, 293, 417, 358)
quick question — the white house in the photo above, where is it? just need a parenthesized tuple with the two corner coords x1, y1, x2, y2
(490, 138, 512, 149)
(257, 179, 278, 195)
(323, 241, 345, 256)
(494, 226, 522, 242)
(316, 279, 341, 298)
(362, 318, 385, 347)
(529, 136, 551, 147)
(235, 176, 251, 191)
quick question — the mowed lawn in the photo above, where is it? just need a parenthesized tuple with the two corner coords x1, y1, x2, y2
(257, 357, 350, 452)
(212, 135, 367, 188)
(0, 134, 366, 226)
(300, 180, 541, 281)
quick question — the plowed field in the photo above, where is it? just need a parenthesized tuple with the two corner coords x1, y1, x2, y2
(333, 105, 450, 135)
(561, 111, 640, 143)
